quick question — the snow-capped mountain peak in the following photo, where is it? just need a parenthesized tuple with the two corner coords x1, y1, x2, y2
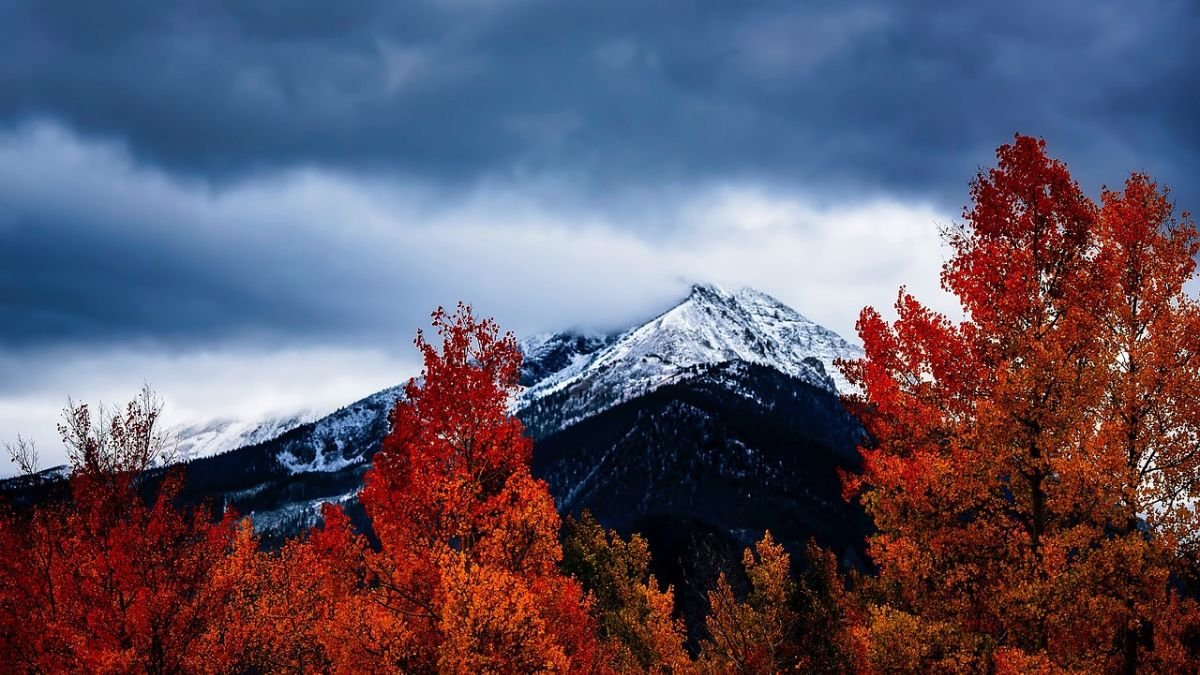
(516, 283, 862, 433)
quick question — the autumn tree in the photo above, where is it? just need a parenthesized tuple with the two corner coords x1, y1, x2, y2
(0, 387, 239, 673)
(562, 511, 692, 673)
(315, 304, 601, 672)
(185, 505, 383, 674)
(3, 434, 38, 475)
(788, 540, 858, 674)
(698, 531, 798, 673)
(840, 135, 1200, 672)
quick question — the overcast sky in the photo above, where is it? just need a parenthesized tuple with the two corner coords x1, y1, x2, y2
(2, 0, 1197, 472)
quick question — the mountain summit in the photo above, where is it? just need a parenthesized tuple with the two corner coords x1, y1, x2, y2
(516, 283, 862, 438)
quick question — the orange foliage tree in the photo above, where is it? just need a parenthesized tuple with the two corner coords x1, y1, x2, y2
(207, 502, 397, 673)
(310, 304, 602, 672)
(699, 531, 798, 673)
(840, 135, 1200, 672)
(0, 387, 239, 673)
(562, 511, 692, 673)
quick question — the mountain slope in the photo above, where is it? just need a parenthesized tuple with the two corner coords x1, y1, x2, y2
(172, 411, 321, 462)
(518, 330, 616, 387)
(532, 360, 865, 553)
(2, 283, 866, 554)
(168, 385, 401, 541)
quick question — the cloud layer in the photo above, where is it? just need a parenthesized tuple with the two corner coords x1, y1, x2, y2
(1, 122, 957, 348)
(2, 0, 1196, 202)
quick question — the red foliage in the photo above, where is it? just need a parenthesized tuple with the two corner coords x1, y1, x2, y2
(311, 304, 602, 671)
(0, 391, 238, 673)
(840, 135, 1200, 672)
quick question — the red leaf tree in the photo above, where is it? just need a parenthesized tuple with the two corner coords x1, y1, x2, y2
(840, 136, 1200, 672)
(316, 304, 601, 671)
(0, 387, 239, 673)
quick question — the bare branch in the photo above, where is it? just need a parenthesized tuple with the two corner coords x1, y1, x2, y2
(57, 384, 176, 478)
(4, 434, 39, 475)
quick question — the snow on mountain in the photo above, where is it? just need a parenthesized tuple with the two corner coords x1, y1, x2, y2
(515, 283, 862, 433)
(518, 331, 615, 387)
(272, 384, 403, 474)
(172, 412, 321, 461)
(154, 284, 860, 476)
(0, 282, 867, 548)
(170, 381, 404, 472)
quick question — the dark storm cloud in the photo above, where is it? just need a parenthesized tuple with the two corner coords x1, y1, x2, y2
(0, 126, 435, 351)
(1, 0, 1198, 353)
(1, 0, 1196, 202)
(2, 212, 324, 347)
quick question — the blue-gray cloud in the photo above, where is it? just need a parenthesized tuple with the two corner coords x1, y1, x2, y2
(2, 0, 1196, 202)
(0, 0, 1197, 356)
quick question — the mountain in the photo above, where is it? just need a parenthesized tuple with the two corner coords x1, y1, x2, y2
(524, 283, 859, 402)
(170, 385, 403, 542)
(515, 284, 866, 633)
(518, 330, 615, 387)
(517, 283, 862, 439)
(1, 283, 867, 560)
(532, 358, 864, 549)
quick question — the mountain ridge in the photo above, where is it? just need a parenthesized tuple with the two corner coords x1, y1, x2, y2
(2, 283, 867, 552)
(515, 282, 862, 438)
(173, 281, 862, 475)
